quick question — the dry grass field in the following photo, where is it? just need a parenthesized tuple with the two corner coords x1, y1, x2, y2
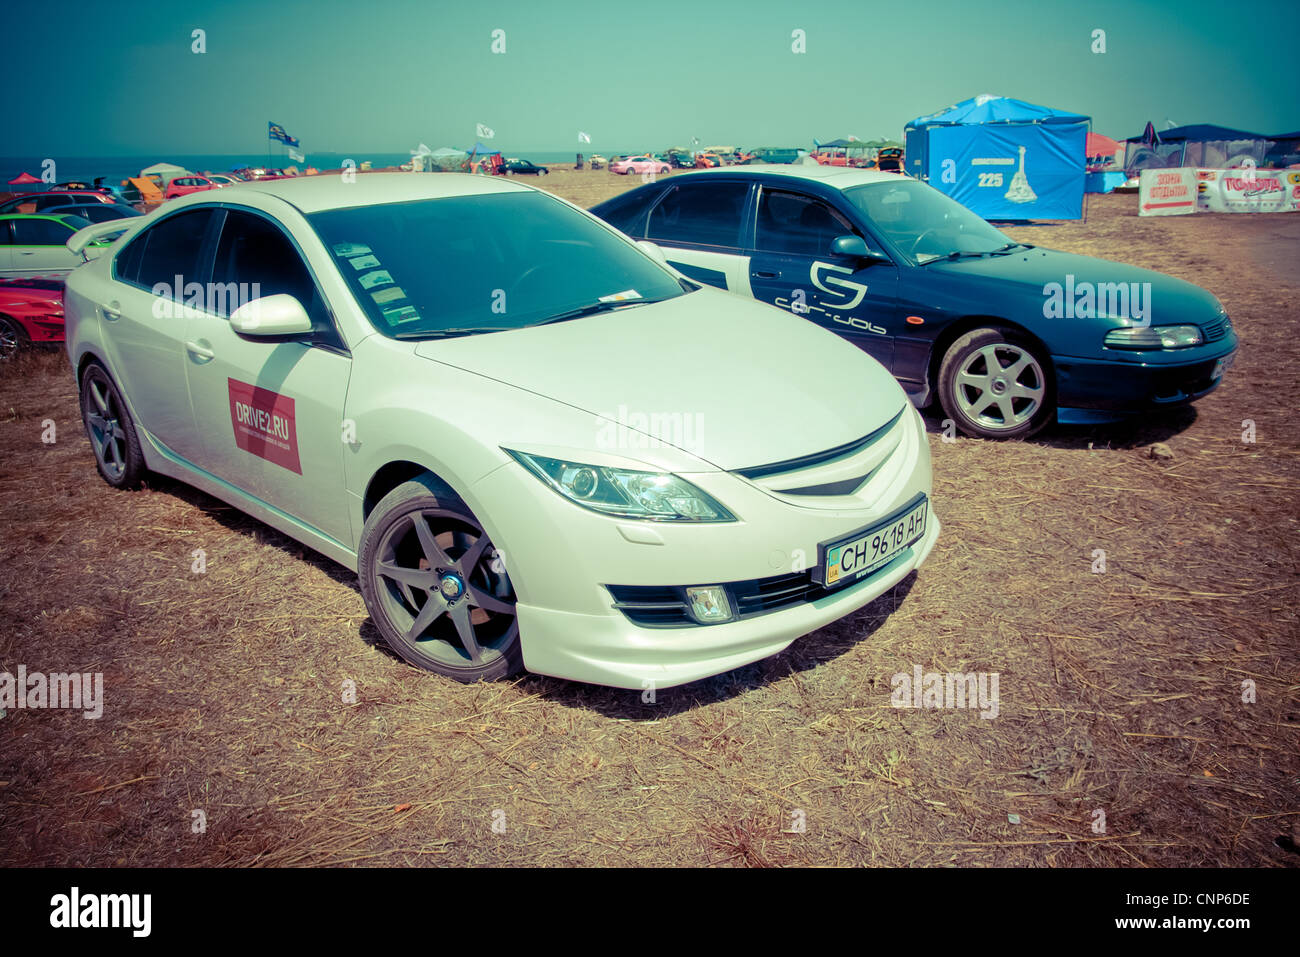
(1, 175, 1297, 867)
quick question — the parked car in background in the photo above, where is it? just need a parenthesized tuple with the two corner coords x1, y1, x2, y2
(0, 191, 122, 214)
(0, 278, 65, 358)
(610, 155, 671, 175)
(744, 148, 804, 165)
(591, 165, 1238, 438)
(0, 213, 121, 279)
(62, 172, 937, 688)
(204, 173, 244, 186)
(588, 154, 607, 169)
(38, 203, 141, 225)
(164, 175, 222, 199)
(499, 158, 550, 176)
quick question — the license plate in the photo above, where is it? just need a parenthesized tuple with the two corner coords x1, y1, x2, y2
(1211, 352, 1236, 379)
(821, 496, 928, 589)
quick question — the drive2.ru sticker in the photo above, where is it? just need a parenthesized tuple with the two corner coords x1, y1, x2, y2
(227, 378, 302, 474)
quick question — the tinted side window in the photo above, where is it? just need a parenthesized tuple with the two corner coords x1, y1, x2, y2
(12, 219, 71, 245)
(211, 210, 339, 347)
(755, 189, 854, 257)
(647, 181, 748, 247)
(0, 222, 10, 245)
(135, 208, 216, 293)
(594, 187, 662, 237)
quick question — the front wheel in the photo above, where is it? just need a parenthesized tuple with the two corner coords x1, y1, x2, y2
(937, 327, 1053, 439)
(359, 479, 522, 682)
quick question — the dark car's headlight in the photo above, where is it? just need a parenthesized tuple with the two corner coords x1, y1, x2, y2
(505, 450, 736, 522)
(1104, 325, 1204, 349)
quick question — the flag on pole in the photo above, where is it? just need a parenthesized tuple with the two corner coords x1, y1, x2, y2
(476, 123, 495, 139)
(578, 131, 591, 144)
(288, 148, 304, 164)
(268, 122, 299, 147)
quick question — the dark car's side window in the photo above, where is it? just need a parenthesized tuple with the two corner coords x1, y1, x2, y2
(11, 219, 72, 246)
(647, 181, 748, 248)
(755, 189, 855, 258)
(594, 186, 664, 237)
(211, 209, 342, 350)
(130, 208, 216, 295)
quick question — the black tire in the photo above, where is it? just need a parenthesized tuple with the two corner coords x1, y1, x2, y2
(937, 327, 1054, 439)
(0, 314, 29, 360)
(79, 361, 147, 488)
(359, 477, 522, 682)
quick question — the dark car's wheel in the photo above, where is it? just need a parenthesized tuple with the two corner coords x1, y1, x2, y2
(0, 315, 28, 360)
(359, 478, 522, 682)
(79, 361, 147, 487)
(938, 327, 1054, 439)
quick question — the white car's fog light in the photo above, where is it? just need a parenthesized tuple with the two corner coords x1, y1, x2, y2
(685, 586, 733, 624)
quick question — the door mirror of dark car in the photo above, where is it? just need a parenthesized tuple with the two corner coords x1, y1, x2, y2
(230, 294, 314, 337)
(831, 234, 887, 262)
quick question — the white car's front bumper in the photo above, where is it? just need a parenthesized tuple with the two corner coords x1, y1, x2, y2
(469, 407, 938, 689)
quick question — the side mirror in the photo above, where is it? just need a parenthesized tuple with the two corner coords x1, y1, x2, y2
(831, 234, 887, 262)
(230, 293, 314, 337)
(637, 240, 670, 266)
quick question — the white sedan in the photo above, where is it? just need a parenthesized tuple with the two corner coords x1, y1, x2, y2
(63, 173, 938, 688)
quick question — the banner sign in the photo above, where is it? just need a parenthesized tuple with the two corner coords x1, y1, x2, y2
(227, 378, 301, 474)
(1138, 168, 1198, 216)
(1197, 168, 1300, 213)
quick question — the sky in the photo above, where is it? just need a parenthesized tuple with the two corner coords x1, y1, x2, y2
(9, 0, 1299, 157)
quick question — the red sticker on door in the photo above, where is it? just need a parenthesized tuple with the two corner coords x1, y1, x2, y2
(227, 378, 301, 474)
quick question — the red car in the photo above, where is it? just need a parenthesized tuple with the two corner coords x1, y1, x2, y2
(163, 175, 221, 199)
(0, 191, 120, 214)
(0, 278, 64, 358)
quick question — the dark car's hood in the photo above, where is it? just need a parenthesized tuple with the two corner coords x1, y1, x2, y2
(923, 247, 1224, 324)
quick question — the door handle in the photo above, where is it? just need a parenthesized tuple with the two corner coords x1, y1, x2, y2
(101, 300, 122, 321)
(752, 270, 778, 279)
(18, 251, 36, 256)
(185, 340, 215, 361)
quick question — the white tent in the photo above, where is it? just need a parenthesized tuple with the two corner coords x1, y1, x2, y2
(140, 162, 193, 186)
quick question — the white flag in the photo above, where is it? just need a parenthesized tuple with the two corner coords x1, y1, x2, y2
(578, 131, 591, 144)
(477, 123, 495, 139)
(288, 148, 304, 163)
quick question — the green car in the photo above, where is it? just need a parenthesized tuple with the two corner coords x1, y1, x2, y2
(0, 213, 117, 280)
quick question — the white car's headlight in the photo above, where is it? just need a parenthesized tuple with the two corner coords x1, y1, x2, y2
(1104, 325, 1204, 349)
(505, 451, 736, 522)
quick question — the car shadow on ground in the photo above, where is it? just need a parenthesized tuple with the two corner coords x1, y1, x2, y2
(918, 404, 1198, 450)
(143, 472, 921, 717)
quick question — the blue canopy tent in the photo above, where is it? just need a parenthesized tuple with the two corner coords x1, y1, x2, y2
(904, 94, 1089, 220)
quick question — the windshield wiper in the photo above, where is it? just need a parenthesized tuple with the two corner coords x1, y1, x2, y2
(532, 296, 669, 327)
(393, 327, 509, 340)
(989, 242, 1033, 255)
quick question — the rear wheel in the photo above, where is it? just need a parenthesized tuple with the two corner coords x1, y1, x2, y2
(79, 361, 147, 487)
(938, 327, 1053, 439)
(359, 479, 522, 682)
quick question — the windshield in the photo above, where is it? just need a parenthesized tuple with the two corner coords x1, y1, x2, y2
(307, 191, 688, 339)
(844, 180, 1014, 264)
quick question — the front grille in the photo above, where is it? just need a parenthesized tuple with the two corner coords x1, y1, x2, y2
(1201, 316, 1229, 342)
(733, 409, 903, 481)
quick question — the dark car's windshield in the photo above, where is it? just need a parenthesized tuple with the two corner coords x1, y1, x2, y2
(844, 180, 1013, 264)
(308, 191, 689, 339)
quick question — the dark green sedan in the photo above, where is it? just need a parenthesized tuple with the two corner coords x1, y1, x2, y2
(591, 166, 1238, 438)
